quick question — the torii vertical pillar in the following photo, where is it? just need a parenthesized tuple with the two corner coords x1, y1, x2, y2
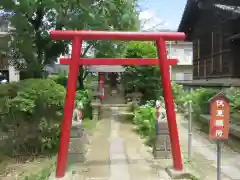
(55, 37, 83, 177)
(156, 38, 182, 170)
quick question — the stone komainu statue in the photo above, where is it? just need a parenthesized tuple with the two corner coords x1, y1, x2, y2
(68, 101, 89, 163)
(72, 101, 84, 125)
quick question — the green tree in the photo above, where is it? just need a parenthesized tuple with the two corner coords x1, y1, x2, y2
(78, 0, 140, 89)
(0, 0, 71, 77)
(0, 0, 140, 82)
(121, 41, 162, 103)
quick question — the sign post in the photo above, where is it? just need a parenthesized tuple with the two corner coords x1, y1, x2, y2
(187, 85, 193, 162)
(209, 92, 230, 180)
(187, 100, 192, 162)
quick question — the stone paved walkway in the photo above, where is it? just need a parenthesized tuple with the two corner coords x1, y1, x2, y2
(72, 90, 171, 180)
(178, 114, 240, 180)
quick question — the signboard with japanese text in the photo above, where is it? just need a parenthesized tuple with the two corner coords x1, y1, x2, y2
(209, 92, 230, 140)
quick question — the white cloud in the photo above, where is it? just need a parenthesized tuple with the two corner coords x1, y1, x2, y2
(139, 10, 169, 31)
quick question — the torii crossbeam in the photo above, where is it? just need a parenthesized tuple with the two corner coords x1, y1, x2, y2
(50, 30, 185, 178)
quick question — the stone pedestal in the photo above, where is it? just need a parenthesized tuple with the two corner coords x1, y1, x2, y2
(125, 92, 142, 110)
(68, 123, 87, 165)
(153, 121, 171, 159)
(91, 99, 101, 121)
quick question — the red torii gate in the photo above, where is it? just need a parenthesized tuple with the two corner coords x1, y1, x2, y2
(50, 30, 185, 178)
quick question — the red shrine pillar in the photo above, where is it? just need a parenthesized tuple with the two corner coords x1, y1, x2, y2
(156, 38, 183, 171)
(56, 37, 82, 177)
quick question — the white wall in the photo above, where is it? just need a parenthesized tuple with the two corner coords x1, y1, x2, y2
(52, 64, 69, 74)
(171, 65, 192, 81)
(8, 65, 19, 82)
(166, 41, 193, 65)
(166, 41, 193, 81)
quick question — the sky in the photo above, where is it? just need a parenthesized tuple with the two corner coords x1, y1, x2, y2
(138, 0, 187, 31)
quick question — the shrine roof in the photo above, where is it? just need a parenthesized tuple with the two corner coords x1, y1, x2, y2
(214, 4, 240, 14)
(88, 65, 125, 73)
(178, 1, 240, 34)
(177, 0, 200, 33)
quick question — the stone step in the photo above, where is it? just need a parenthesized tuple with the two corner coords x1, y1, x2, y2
(101, 104, 132, 112)
(118, 111, 134, 121)
(101, 103, 131, 107)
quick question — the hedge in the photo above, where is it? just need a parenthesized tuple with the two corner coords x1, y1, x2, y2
(0, 78, 93, 156)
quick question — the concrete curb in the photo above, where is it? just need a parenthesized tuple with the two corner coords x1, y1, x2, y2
(165, 167, 199, 179)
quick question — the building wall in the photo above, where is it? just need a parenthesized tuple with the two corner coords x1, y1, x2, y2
(171, 65, 192, 81)
(166, 41, 193, 81)
(8, 65, 19, 82)
(53, 64, 69, 74)
(166, 41, 192, 66)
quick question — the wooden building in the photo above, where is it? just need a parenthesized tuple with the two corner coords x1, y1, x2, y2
(178, 0, 240, 86)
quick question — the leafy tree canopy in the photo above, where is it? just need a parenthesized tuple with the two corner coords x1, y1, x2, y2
(121, 41, 162, 103)
(0, 0, 140, 78)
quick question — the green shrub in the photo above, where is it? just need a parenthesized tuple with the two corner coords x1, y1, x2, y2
(0, 79, 66, 155)
(0, 82, 20, 98)
(48, 72, 68, 87)
(172, 83, 186, 111)
(20, 158, 55, 180)
(0, 83, 22, 115)
(225, 87, 240, 113)
(133, 106, 156, 145)
(75, 89, 93, 119)
(187, 88, 216, 115)
(48, 72, 94, 119)
(177, 88, 217, 122)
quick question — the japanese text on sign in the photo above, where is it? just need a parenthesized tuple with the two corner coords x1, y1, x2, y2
(209, 93, 230, 140)
(216, 100, 224, 108)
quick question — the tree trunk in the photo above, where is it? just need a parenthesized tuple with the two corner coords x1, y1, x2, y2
(78, 77, 84, 90)
(33, 70, 43, 78)
(78, 66, 84, 90)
